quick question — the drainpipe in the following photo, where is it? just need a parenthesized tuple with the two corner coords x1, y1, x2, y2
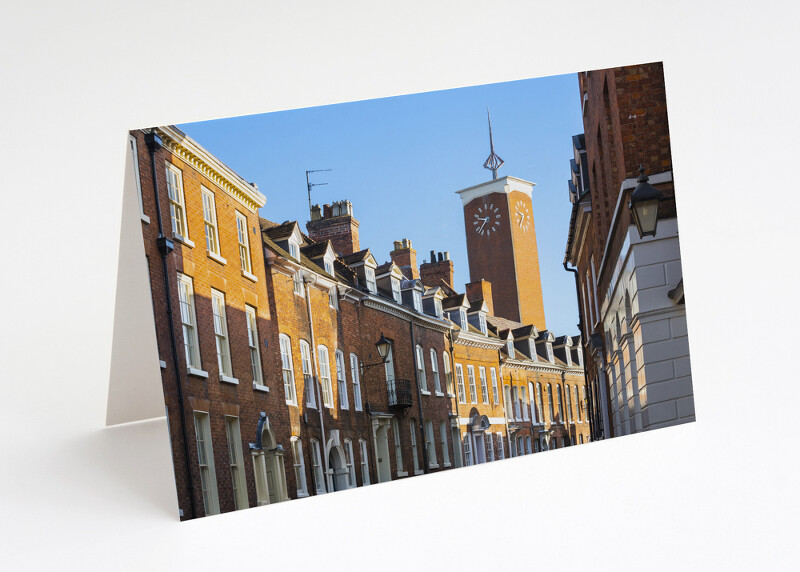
(498, 353, 513, 457)
(302, 273, 330, 490)
(563, 260, 595, 442)
(144, 130, 197, 519)
(447, 329, 462, 466)
(409, 320, 430, 474)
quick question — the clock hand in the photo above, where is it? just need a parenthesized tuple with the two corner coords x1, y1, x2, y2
(479, 217, 489, 232)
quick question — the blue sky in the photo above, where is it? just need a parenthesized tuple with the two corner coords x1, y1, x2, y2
(178, 72, 585, 336)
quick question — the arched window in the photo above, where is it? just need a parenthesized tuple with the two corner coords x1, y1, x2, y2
(536, 383, 544, 425)
(512, 386, 520, 420)
(318, 345, 333, 408)
(279, 334, 297, 404)
(430, 349, 441, 393)
(299, 340, 315, 408)
(557, 385, 565, 422)
(566, 384, 574, 423)
(529, 382, 538, 423)
(521, 385, 529, 420)
(415, 345, 427, 392)
(309, 439, 326, 494)
(443, 352, 454, 395)
(547, 383, 554, 422)
(335, 349, 348, 410)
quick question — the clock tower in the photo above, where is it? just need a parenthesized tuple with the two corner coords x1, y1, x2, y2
(457, 175, 546, 330)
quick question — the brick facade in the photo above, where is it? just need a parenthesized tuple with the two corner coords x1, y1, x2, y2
(136, 123, 588, 521)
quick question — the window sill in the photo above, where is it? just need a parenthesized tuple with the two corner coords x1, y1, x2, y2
(340, 406, 350, 411)
(188, 367, 208, 378)
(443, 462, 451, 468)
(296, 492, 309, 499)
(435, 391, 444, 397)
(253, 383, 269, 392)
(220, 375, 239, 385)
(140, 213, 151, 224)
(447, 393, 455, 398)
(173, 233, 195, 248)
(421, 390, 431, 396)
(396, 471, 408, 478)
(208, 251, 227, 266)
(414, 470, 423, 476)
(429, 464, 439, 469)
(242, 269, 258, 283)
(159, 360, 167, 369)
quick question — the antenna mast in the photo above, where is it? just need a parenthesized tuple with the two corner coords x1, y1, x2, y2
(305, 169, 332, 215)
(483, 108, 504, 180)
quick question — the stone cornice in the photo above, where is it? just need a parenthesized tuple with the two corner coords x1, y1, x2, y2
(363, 298, 452, 333)
(155, 126, 266, 214)
(502, 357, 584, 376)
(453, 330, 505, 350)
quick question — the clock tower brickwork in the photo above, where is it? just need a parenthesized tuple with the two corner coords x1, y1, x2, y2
(458, 176, 546, 330)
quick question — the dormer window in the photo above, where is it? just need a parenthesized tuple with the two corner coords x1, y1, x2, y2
(413, 290, 422, 312)
(565, 347, 572, 366)
(459, 309, 467, 329)
(529, 340, 538, 362)
(479, 314, 487, 335)
(434, 298, 443, 318)
(365, 266, 376, 293)
(507, 339, 515, 359)
(391, 278, 402, 304)
(324, 258, 334, 276)
(546, 343, 554, 363)
(577, 347, 584, 368)
(288, 240, 299, 260)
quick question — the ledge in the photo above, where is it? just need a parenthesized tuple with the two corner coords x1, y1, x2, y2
(435, 391, 444, 397)
(220, 375, 239, 385)
(188, 367, 208, 379)
(208, 251, 227, 266)
(253, 382, 269, 392)
(159, 360, 167, 369)
(396, 471, 408, 478)
(242, 269, 258, 283)
(173, 233, 195, 249)
(421, 389, 431, 396)
(141, 213, 151, 224)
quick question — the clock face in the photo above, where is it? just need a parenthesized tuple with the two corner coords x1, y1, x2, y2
(514, 200, 531, 233)
(473, 202, 501, 236)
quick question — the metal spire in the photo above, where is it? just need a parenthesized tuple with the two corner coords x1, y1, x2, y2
(483, 108, 504, 180)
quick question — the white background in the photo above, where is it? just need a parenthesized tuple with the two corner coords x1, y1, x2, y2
(1, 1, 798, 570)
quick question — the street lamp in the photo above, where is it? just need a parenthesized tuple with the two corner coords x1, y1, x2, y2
(629, 166, 662, 238)
(361, 333, 391, 414)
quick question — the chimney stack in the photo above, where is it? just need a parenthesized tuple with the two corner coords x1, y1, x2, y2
(420, 250, 454, 289)
(306, 199, 360, 256)
(466, 279, 493, 315)
(389, 238, 419, 279)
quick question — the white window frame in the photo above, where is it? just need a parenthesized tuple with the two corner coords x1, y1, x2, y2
(463, 435, 472, 466)
(479, 366, 489, 405)
(497, 433, 505, 460)
(521, 386, 529, 420)
(246, 305, 264, 388)
(547, 343, 555, 363)
(434, 298, 443, 318)
(537, 383, 545, 425)
(280, 334, 297, 404)
(350, 353, 362, 411)
(440, 421, 450, 467)
(430, 349, 441, 394)
(300, 340, 316, 408)
(467, 365, 477, 404)
(365, 266, 377, 293)
(444, 352, 454, 396)
(490, 367, 499, 405)
(455, 363, 466, 404)
(416, 344, 428, 393)
(459, 308, 468, 329)
(413, 289, 422, 312)
(310, 439, 326, 494)
(128, 134, 148, 223)
(344, 439, 356, 487)
(225, 416, 248, 510)
(328, 284, 338, 309)
(165, 163, 191, 244)
(201, 187, 224, 262)
(193, 412, 219, 515)
(288, 239, 299, 260)
(410, 420, 421, 474)
(293, 270, 304, 296)
(359, 439, 370, 485)
(504, 385, 513, 421)
(567, 384, 574, 423)
(547, 383, 555, 422)
(486, 432, 495, 461)
(177, 273, 202, 372)
(558, 385, 565, 422)
(318, 345, 334, 408)
(425, 420, 437, 468)
(236, 211, 255, 279)
(512, 386, 521, 420)
(507, 339, 515, 359)
(336, 350, 349, 410)
(479, 313, 487, 335)
(391, 278, 402, 303)
(211, 289, 235, 382)
(392, 418, 405, 475)
(291, 436, 308, 497)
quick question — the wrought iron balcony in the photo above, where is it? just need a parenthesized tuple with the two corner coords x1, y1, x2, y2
(387, 378, 413, 409)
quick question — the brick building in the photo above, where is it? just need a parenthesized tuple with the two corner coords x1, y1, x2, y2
(133, 121, 588, 520)
(564, 63, 695, 440)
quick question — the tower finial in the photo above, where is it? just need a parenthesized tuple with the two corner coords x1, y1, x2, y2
(483, 107, 504, 180)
